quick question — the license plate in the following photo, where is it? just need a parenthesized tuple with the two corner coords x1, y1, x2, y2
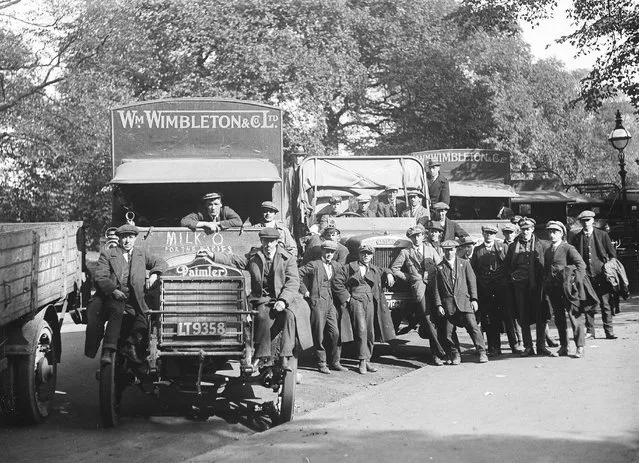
(177, 321, 226, 336)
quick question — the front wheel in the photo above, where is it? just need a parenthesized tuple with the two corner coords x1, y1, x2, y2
(16, 317, 57, 424)
(99, 352, 123, 427)
(278, 356, 297, 423)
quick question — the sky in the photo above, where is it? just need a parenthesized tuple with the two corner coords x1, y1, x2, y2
(520, 0, 597, 71)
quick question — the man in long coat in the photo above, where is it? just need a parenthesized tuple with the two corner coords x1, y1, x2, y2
(298, 241, 347, 373)
(205, 228, 312, 369)
(333, 244, 396, 374)
(427, 159, 450, 206)
(434, 240, 488, 365)
(570, 210, 618, 339)
(93, 224, 168, 364)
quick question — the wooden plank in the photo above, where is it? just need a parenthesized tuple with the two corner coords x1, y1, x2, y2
(0, 261, 32, 286)
(30, 230, 39, 313)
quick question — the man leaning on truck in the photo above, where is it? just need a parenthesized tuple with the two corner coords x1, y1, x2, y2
(181, 192, 242, 233)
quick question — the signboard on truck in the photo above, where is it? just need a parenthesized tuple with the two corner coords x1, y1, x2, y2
(411, 149, 510, 183)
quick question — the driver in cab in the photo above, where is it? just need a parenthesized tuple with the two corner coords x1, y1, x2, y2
(181, 192, 242, 233)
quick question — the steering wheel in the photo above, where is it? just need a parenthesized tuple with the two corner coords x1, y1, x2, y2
(336, 212, 361, 217)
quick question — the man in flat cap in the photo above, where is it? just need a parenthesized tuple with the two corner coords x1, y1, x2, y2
(355, 194, 376, 217)
(542, 220, 589, 357)
(434, 240, 488, 365)
(298, 241, 347, 374)
(181, 192, 242, 233)
(376, 184, 406, 218)
(93, 224, 168, 364)
(310, 196, 343, 235)
(303, 224, 349, 265)
(427, 159, 450, 206)
(471, 225, 521, 355)
(402, 189, 430, 223)
(457, 235, 476, 260)
(570, 210, 618, 339)
(254, 201, 297, 257)
(501, 223, 518, 246)
(505, 217, 553, 356)
(424, 221, 445, 255)
(333, 244, 396, 374)
(390, 224, 447, 364)
(202, 227, 312, 370)
(427, 202, 469, 241)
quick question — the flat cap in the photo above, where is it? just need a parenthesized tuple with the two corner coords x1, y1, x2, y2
(441, 239, 459, 249)
(385, 184, 399, 192)
(258, 227, 280, 240)
(359, 244, 375, 254)
(426, 221, 444, 232)
(406, 224, 426, 237)
(432, 202, 449, 210)
(116, 224, 138, 236)
(518, 217, 536, 229)
(501, 223, 517, 233)
(577, 210, 596, 220)
(545, 220, 566, 235)
(261, 201, 279, 212)
(321, 224, 340, 236)
(328, 195, 343, 205)
(481, 224, 498, 234)
(357, 194, 372, 203)
(321, 241, 338, 251)
(458, 235, 476, 246)
(202, 192, 222, 201)
(406, 189, 425, 198)
(427, 159, 442, 167)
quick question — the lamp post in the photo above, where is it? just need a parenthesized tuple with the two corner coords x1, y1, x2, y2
(608, 110, 632, 237)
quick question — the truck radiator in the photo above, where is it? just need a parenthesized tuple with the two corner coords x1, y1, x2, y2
(157, 277, 250, 355)
(372, 247, 402, 268)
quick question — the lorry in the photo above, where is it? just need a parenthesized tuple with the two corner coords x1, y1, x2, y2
(100, 98, 297, 426)
(0, 222, 84, 423)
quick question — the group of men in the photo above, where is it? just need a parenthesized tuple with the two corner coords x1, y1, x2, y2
(91, 186, 620, 377)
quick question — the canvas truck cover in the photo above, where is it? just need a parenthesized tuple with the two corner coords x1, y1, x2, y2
(110, 98, 285, 214)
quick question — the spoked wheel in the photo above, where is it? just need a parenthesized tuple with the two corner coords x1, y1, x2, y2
(278, 355, 297, 423)
(99, 352, 125, 427)
(16, 317, 57, 424)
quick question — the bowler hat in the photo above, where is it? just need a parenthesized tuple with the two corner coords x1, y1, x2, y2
(258, 227, 280, 240)
(406, 224, 426, 237)
(116, 224, 138, 236)
(359, 244, 375, 254)
(291, 145, 307, 156)
(432, 202, 449, 211)
(321, 241, 338, 251)
(441, 239, 459, 249)
(202, 192, 222, 201)
(427, 159, 442, 168)
(577, 210, 596, 221)
(261, 201, 279, 212)
(481, 224, 498, 234)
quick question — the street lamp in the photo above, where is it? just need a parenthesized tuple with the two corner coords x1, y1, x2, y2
(608, 110, 632, 237)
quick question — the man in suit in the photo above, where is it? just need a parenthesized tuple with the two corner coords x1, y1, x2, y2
(333, 244, 396, 374)
(298, 241, 347, 374)
(310, 195, 343, 235)
(402, 189, 430, 223)
(471, 225, 521, 355)
(390, 225, 446, 365)
(355, 194, 376, 217)
(93, 224, 168, 364)
(505, 217, 554, 357)
(570, 210, 618, 339)
(434, 240, 488, 365)
(204, 227, 312, 370)
(181, 192, 242, 232)
(427, 159, 450, 206)
(376, 184, 406, 217)
(426, 202, 469, 241)
(253, 201, 297, 257)
(303, 224, 349, 265)
(543, 221, 588, 357)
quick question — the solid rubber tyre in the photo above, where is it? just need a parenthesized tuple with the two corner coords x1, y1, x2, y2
(15, 318, 57, 424)
(99, 352, 121, 427)
(278, 356, 297, 423)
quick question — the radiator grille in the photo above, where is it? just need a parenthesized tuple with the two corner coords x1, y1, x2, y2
(372, 247, 402, 268)
(159, 278, 248, 353)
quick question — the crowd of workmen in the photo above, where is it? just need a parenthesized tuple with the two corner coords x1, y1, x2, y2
(88, 178, 628, 377)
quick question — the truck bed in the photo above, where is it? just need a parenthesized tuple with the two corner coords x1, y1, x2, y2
(0, 222, 84, 326)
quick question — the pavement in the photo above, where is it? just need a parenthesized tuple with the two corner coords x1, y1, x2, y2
(188, 297, 639, 463)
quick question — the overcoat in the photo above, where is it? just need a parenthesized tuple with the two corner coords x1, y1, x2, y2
(332, 261, 396, 343)
(213, 247, 313, 351)
(390, 243, 441, 302)
(428, 174, 450, 205)
(433, 257, 478, 317)
(570, 227, 616, 276)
